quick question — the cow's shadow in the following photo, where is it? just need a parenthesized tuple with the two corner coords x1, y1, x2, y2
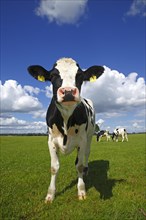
(56, 160, 125, 200)
(84, 160, 125, 199)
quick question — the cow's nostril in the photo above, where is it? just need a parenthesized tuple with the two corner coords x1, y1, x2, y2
(72, 88, 77, 96)
(59, 88, 65, 96)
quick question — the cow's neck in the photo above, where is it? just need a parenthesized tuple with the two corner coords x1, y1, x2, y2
(56, 102, 77, 124)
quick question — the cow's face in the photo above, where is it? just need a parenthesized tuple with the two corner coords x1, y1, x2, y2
(27, 58, 104, 106)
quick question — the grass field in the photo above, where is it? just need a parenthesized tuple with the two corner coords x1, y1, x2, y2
(1, 134, 146, 220)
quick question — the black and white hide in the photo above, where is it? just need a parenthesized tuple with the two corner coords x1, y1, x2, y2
(27, 57, 104, 203)
(112, 128, 128, 142)
(96, 130, 111, 142)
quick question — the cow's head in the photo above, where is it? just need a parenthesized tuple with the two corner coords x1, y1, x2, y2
(27, 58, 104, 106)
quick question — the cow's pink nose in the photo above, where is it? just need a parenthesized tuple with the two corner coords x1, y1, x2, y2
(58, 87, 78, 98)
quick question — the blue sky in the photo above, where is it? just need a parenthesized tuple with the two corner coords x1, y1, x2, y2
(0, 0, 145, 134)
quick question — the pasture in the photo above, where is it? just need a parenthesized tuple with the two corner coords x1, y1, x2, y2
(1, 134, 145, 220)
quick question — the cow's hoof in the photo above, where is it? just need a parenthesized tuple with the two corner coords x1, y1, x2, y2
(78, 193, 86, 200)
(45, 194, 54, 204)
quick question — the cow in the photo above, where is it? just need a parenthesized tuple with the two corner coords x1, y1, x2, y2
(112, 128, 128, 142)
(27, 57, 104, 203)
(96, 130, 111, 142)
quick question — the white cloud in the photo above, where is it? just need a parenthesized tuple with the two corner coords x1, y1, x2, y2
(32, 109, 46, 119)
(0, 116, 26, 126)
(96, 119, 104, 129)
(45, 85, 53, 98)
(99, 112, 126, 119)
(132, 121, 145, 132)
(1, 65, 145, 133)
(133, 122, 139, 128)
(126, 0, 146, 17)
(96, 118, 104, 126)
(24, 85, 40, 95)
(35, 0, 88, 25)
(0, 115, 47, 134)
(81, 66, 146, 114)
(0, 80, 42, 113)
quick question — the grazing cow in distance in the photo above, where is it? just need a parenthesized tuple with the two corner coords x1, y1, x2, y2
(112, 128, 128, 142)
(27, 57, 104, 203)
(96, 130, 111, 142)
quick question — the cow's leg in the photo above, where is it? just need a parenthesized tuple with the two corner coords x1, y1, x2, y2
(83, 137, 92, 176)
(106, 134, 110, 141)
(76, 146, 87, 200)
(121, 134, 124, 142)
(83, 146, 90, 176)
(125, 133, 128, 141)
(45, 141, 59, 203)
(99, 136, 101, 142)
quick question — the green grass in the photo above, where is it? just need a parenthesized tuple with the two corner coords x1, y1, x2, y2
(1, 134, 146, 220)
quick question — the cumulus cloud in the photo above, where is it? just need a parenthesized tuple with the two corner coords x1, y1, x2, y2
(0, 80, 42, 113)
(45, 85, 53, 98)
(126, 0, 146, 17)
(96, 119, 104, 127)
(133, 122, 139, 128)
(81, 66, 146, 114)
(24, 85, 40, 95)
(0, 115, 47, 134)
(0, 66, 145, 133)
(32, 109, 47, 119)
(0, 116, 26, 126)
(35, 0, 88, 25)
(131, 121, 145, 132)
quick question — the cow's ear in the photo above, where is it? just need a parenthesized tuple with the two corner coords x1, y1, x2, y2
(27, 65, 51, 82)
(83, 66, 104, 82)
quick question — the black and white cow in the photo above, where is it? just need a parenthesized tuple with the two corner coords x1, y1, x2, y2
(27, 57, 104, 203)
(112, 128, 128, 142)
(96, 130, 111, 142)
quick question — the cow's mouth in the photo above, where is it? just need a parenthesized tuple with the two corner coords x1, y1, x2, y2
(62, 100, 78, 106)
(61, 90, 80, 105)
(63, 90, 75, 102)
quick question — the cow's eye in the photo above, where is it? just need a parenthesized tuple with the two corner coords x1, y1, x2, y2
(51, 74, 62, 89)
(50, 70, 60, 82)
(50, 69, 59, 80)
(52, 75, 62, 85)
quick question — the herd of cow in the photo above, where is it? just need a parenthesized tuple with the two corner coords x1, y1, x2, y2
(96, 127, 128, 142)
(27, 57, 128, 203)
